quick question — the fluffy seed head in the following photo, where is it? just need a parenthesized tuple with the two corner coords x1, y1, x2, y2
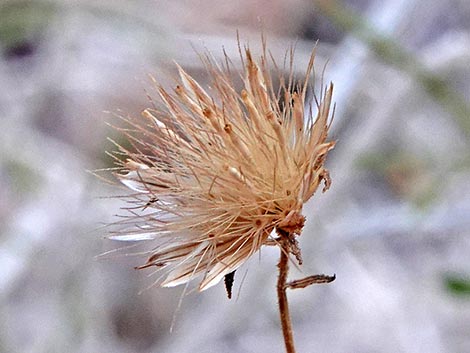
(108, 40, 335, 291)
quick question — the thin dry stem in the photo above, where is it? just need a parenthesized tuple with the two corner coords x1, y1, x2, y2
(276, 227, 336, 352)
(277, 229, 296, 353)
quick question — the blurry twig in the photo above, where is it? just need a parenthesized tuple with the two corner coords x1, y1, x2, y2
(0, 0, 169, 47)
(314, 0, 470, 136)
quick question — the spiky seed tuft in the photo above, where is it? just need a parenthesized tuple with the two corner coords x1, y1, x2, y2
(108, 40, 335, 292)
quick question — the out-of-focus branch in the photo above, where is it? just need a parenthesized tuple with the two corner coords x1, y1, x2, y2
(314, 0, 470, 136)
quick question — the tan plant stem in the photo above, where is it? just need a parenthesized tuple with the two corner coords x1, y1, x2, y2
(277, 230, 296, 353)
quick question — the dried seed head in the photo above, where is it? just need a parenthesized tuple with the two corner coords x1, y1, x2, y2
(107, 39, 335, 292)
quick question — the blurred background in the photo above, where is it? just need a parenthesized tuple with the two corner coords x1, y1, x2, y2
(1, 0, 469, 352)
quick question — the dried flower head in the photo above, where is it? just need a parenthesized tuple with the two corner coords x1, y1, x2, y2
(108, 40, 335, 293)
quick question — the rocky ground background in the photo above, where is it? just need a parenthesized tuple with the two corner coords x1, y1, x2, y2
(1, 0, 469, 352)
